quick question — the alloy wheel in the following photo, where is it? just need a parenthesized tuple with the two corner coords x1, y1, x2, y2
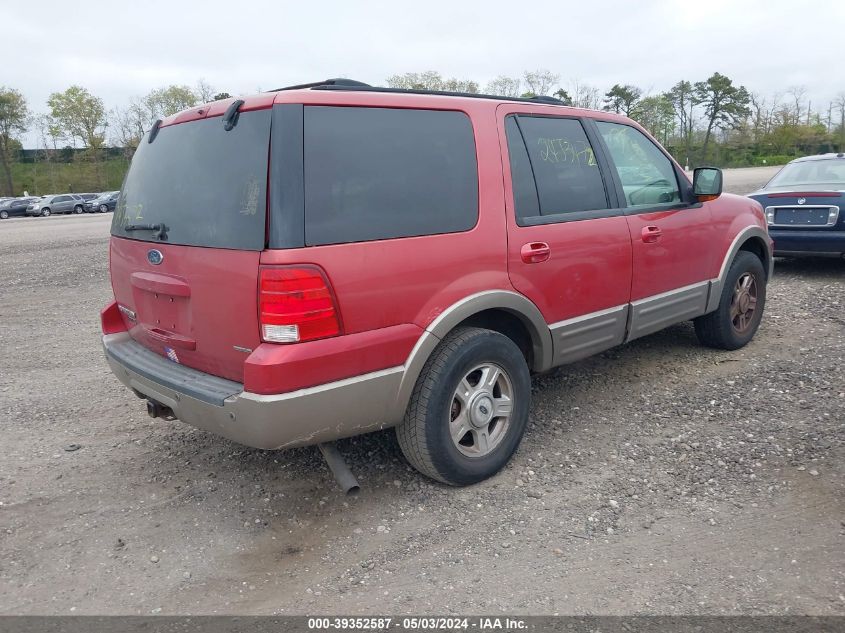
(730, 272, 758, 334)
(449, 363, 513, 458)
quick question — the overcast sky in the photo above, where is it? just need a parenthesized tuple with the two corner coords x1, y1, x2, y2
(5, 0, 843, 147)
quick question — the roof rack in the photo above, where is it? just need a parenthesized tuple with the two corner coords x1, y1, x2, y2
(268, 78, 567, 106)
(527, 95, 564, 105)
(269, 78, 372, 92)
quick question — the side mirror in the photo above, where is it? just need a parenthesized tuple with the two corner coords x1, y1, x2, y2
(693, 167, 723, 202)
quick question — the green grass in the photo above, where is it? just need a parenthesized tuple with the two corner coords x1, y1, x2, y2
(9, 159, 129, 196)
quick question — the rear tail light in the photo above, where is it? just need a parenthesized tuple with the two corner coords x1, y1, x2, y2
(766, 208, 775, 225)
(259, 266, 342, 344)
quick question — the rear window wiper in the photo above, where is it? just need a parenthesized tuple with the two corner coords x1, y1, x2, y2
(124, 222, 168, 241)
(222, 99, 245, 131)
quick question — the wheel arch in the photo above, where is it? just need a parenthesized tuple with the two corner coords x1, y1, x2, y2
(390, 291, 552, 422)
(738, 236, 771, 279)
(706, 226, 773, 313)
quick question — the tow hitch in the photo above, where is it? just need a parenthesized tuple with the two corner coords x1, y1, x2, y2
(146, 399, 175, 421)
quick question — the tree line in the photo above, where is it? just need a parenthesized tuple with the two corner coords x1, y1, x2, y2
(0, 79, 231, 195)
(1, 71, 843, 196)
(388, 70, 845, 170)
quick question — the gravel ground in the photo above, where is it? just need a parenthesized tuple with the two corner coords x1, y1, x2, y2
(0, 167, 842, 615)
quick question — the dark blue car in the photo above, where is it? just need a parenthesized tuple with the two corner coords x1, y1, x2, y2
(747, 153, 845, 258)
(84, 191, 120, 213)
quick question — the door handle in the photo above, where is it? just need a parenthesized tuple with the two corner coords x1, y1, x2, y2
(641, 226, 663, 243)
(520, 242, 551, 264)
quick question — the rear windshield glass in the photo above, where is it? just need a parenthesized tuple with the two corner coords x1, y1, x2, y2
(767, 159, 845, 188)
(112, 110, 270, 250)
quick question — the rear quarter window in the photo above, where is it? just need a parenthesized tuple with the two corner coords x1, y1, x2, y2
(303, 106, 478, 246)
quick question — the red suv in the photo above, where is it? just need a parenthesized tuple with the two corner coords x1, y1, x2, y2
(101, 79, 772, 486)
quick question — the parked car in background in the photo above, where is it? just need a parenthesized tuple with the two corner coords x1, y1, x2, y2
(0, 197, 39, 219)
(85, 191, 120, 213)
(747, 153, 845, 258)
(101, 80, 772, 486)
(74, 193, 99, 213)
(26, 194, 85, 216)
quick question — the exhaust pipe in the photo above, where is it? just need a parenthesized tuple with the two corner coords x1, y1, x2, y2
(318, 443, 360, 495)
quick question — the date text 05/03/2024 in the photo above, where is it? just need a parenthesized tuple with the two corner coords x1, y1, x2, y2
(306, 616, 528, 631)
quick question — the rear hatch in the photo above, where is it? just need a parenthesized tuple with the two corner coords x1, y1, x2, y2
(109, 107, 271, 383)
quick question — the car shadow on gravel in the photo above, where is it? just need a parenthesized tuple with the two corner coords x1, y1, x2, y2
(141, 319, 708, 497)
(774, 256, 845, 279)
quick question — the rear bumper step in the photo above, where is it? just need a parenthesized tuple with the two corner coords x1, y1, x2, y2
(103, 333, 403, 449)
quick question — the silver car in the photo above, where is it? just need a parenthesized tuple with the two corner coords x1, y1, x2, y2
(26, 194, 86, 217)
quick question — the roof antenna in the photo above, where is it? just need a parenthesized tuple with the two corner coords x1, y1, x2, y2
(222, 99, 245, 131)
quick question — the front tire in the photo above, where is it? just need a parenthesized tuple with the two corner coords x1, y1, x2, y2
(41, 208, 51, 217)
(695, 251, 767, 350)
(73, 205, 84, 214)
(396, 327, 531, 485)
(0, 210, 8, 219)
(99, 204, 108, 213)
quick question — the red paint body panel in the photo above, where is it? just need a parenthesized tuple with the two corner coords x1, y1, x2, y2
(130, 271, 192, 296)
(504, 217, 633, 321)
(109, 237, 261, 383)
(159, 93, 276, 128)
(244, 323, 422, 394)
(626, 206, 715, 299)
(704, 193, 771, 277)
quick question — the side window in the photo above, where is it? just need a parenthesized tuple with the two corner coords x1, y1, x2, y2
(303, 106, 478, 246)
(505, 115, 609, 223)
(504, 117, 540, 218)
(595, 121, 681, 207)
(54, 196, 67, 203)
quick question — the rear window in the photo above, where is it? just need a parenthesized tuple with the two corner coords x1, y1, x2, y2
(112, 110, 271, 250)
(766, 158, 845, 188)
(303, 106, 478, 246)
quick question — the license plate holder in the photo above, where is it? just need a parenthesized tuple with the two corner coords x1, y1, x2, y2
(774, 207, 830, 226)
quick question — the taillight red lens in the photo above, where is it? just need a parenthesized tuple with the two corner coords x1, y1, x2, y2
(259, 266, 342, 343)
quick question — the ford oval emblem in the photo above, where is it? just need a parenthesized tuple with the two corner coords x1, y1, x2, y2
(147, 249, 164, 265)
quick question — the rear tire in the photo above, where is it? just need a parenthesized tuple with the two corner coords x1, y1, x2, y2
(396, 327, 531, 485)
(41, 208, 51, 217)
(0, 210, 8, 219)
(694, 251, 766, 350)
